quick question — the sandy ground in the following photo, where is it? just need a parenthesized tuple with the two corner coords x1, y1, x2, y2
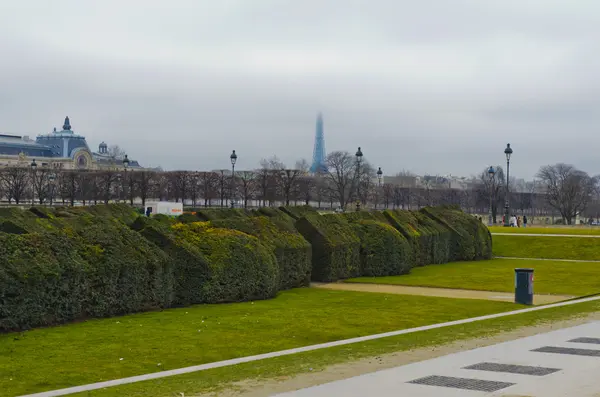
(312, 282, 573, 305)
(203, 312, 600, 397)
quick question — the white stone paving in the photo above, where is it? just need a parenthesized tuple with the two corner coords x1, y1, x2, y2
(274, 321, 600, 397)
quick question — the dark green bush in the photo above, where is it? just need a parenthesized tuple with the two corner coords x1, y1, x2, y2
(279, 205, 319, 220)
(351, 220, 412, 276)
(295, 213, 361, 282)
(194, 208, 247, 221)
(211, 215, 311, 290)
(0, 209, 174, 332)
(423, 206, 491, 260)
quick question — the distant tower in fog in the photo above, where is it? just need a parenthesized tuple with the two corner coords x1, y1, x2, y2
(310, 113, 327, 173)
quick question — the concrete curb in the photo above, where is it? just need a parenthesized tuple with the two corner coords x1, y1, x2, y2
(20, 295, 600, 397)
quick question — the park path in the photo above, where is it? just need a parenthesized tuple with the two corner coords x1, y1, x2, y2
(311, 282, 572, 305)
(492, 232, 600, 238)
(273, 321, 600, 397)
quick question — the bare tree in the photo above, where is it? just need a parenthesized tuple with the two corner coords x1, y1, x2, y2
(0, 167, 29, 204)
(31, 166, 52, 204)
(381, 183, 393, 208)
(168, 171, 191, 204)
(322, 151, 360, 210)
(107, 145, 127, 160)
(478, 165, 505, 223)
(237, 171, 256, 208)
(217, 170, 228, 207)
(256, 159, 276, 207)
(199, 171, 218, 207)
(537, 163, 595, 225)
(188, 172, 200, 207)
(58, 170, 79, 206)
(136, 171, 155, 207)
(98, 170, 119, 204)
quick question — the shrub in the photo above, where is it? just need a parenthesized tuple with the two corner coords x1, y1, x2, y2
(171, 222, 279, 302)
(423, 205, 491, 260)
(382, 209, 450, 267)
(279, 205, 319, 220)
(295, 213, 361, 282)
(211, 213, 311, 290)
(131, 216, 214, 306)
(195, 208, 247, 221)
(0, 209, 174, 332)
(351, 220, 412, 276)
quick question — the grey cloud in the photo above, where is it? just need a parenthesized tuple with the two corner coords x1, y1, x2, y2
(1, 1, 600, 178)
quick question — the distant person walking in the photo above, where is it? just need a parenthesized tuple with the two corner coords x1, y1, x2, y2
(511, 215, 517, 227)
(517, 216, 521, 227)
(523, 215, 528, 228)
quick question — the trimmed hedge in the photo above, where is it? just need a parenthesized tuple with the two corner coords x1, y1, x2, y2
(210, 211, 312, 290)
(383, 209, 453, 267)
(422, 205, 492, 260)
(130, 216, 212, 306)
(0, 203, 490, 332)
(295, 213, 361, 282)
(342, 211, 412, 276)
(0, 207, 173, 332)
(352, 220, 412, 276)
(171, 222, 279, 302)
(279, 205, 319, 220)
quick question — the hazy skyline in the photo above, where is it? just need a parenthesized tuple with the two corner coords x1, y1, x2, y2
(1, 1, 599, 179)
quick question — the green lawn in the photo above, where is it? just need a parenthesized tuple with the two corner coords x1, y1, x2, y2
(0, 288, 517, 397)
(348, 258, 600, 296)
(493, 235, 600, 260)
(489, 226, 600, 235)
(70, 298, 600, 397)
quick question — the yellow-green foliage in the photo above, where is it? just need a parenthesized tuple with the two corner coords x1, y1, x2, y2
(295, 213, 361, 282)
(172, 222, 279, 302)
(210, 214, 312, 290)
(279, 205, 319, 220)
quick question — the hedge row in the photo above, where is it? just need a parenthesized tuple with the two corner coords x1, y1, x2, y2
(0, 206, 173, 332)
(0, 204, 490, 332)
(295, 206, 492, 282)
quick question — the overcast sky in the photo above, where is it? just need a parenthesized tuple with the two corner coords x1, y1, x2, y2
(1, 1, 599, 179)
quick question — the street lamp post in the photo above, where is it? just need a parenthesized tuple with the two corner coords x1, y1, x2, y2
(230, 150, 237, 209)
(48, 172, 56, 206)
(30, 159, 37, 205)
(503, 143, 513, 227)
(376, 167, 383, 209)
(487, 166, 495, 226)
(355, 147, 363, 211)
(123, 155, 130, 204)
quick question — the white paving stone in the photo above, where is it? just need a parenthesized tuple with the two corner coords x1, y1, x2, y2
(274, 322, 600, 397)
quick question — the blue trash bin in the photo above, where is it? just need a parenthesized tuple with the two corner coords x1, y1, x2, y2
(514, 268, 534, 305)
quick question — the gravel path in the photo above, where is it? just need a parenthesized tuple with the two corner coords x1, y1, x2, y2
(312, 282, 572, 305)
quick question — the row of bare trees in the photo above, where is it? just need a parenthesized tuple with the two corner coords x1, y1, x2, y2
(2, 151, 598, 223)
(475, 163, 600, 225)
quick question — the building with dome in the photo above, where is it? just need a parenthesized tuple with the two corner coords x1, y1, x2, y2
(0, 117, 142, 170)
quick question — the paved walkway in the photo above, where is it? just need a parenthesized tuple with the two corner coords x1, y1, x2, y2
(492, 232, 600, 238)
(312, 282, 572, 304)
(275, 321, 600, 397)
